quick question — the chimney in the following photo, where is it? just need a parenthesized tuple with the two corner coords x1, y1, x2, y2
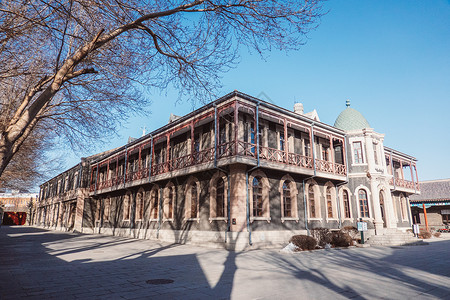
(294, 103, 304, 115)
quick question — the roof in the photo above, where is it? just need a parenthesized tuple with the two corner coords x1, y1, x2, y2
(304, 109, 320, 122)
(334, 100, 370, 131)
(91, 90, 346, 165)
(410, 179, 450, 202)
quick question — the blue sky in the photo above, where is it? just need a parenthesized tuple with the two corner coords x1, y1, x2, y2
(63, 0, 450, 183)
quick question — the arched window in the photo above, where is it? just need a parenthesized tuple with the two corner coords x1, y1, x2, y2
(163, 184, 175, 220)
(191, 183, 198, 218)
(136, 192, 144, 220)
(359, 189, 369, 218)
(253, 176, 263, 217)
(343, 190, 350, 218)
(104, 198, 111, 222)
(168, 186, 174, 219)
(326, 187, 333, 218)
(216, 178, 225, 218)
(95, 200, 101, 221)
(308, 185, 316, 218)
(379, 191, 385, 219)
(283, 181, 292, 217)
(123, 195, 130, 220)
(151, 189, 159, 219)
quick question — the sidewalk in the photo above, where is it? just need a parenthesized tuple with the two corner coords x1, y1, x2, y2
(1, 226, 449, 299)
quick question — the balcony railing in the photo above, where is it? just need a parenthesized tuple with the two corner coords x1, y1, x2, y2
(389, 178, 417, 190)
(259, 146, 286, 163)
(90, 140, 347, 192)
(316, 159, 333, 173)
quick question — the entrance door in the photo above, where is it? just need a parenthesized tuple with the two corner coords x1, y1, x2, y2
(379, 191, 387, 228)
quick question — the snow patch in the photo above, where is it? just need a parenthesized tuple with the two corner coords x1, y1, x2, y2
(280, 242, 299, 253)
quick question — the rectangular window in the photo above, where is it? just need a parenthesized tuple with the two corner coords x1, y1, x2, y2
(353, 142, 364, 164)
(373, 143, 378, 165)
(334, 145, 343, 165)
(304, 140, 310, 157)
(258, 125, 264, 147)
(322, 146, 329, 161)
(279, 132, 285, 151)
(194, 134, 200, 153)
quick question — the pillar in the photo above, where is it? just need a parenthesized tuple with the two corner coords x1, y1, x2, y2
(423, 202, 429, 231)
(229, 164, 247, 232)
(370, 180, 384, 234)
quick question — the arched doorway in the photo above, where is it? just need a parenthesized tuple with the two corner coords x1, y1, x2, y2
(379, 191, 387, 228)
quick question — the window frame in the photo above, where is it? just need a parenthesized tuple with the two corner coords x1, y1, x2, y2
(248, 170, 271, 223)
(149, 188, 159, 221)
(326, 186, 333, 218)
(209, 172, 228, 222)
(163, 183, 175, 222)
(358, 189, 370, 218)
(135, 191, 144, 221)
(280, 176, 299, 222)
(185, 177, 200, 222)
(342, 189, 351, 219)
(353, 141, 364, 164)
(123, 194, 131, 221)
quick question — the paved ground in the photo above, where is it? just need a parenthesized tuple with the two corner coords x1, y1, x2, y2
(1, 226, 449, 300)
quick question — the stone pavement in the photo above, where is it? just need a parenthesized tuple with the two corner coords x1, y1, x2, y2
(1, 226, 449, 300)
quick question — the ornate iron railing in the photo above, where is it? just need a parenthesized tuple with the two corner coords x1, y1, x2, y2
(218, 141, 235, 158)
(237, 141, 256, 158)
(259, 146, 286, 163)
(287, 152, 313, 169)
(334, 163, 347, 176)
(394, 178, 415, 189)
(192, 147, 215, 165)
(93, 139, 348, 192)
(316, 159, 334, 173)
(389, 178, 417, 190)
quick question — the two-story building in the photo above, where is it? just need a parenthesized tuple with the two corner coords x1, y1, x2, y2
(35, 91, 420, 249)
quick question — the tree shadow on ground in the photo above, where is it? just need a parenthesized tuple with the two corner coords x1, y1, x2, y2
(263, 242, 450, 299)
(4, 226, 448, 299)
(0, 226, 239, 299)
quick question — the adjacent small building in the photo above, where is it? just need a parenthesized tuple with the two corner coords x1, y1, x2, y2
(0, 191, 37, 225)
(35, 91, 421, 249)
(410, 179, 450, 230)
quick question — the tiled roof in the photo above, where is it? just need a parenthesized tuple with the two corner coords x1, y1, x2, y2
(334, 106, 370, 131)
(410, 179, 450, 202)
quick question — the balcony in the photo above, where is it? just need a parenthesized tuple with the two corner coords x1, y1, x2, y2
(90, 140, 346, 194)
(389, 178, 419, 193)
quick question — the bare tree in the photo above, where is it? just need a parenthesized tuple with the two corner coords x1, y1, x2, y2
(0, 0, 324, 178)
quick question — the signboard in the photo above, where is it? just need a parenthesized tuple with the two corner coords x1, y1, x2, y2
(357, 221, 368, 232)
(413, 224, 420, 235)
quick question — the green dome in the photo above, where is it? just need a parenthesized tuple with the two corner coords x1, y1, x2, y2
(334, 100, 370, 131)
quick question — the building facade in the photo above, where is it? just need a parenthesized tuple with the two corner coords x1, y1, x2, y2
(410, 179, 450, 230)
(35, 91, 420, 249)
(0, 192, 37, 225)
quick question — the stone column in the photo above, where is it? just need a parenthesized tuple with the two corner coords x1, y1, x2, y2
(74, 189, 86, 232)
(229, 164, 247, 232)
(383, 187, 397, 229)
(369, 180, 384, 234)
